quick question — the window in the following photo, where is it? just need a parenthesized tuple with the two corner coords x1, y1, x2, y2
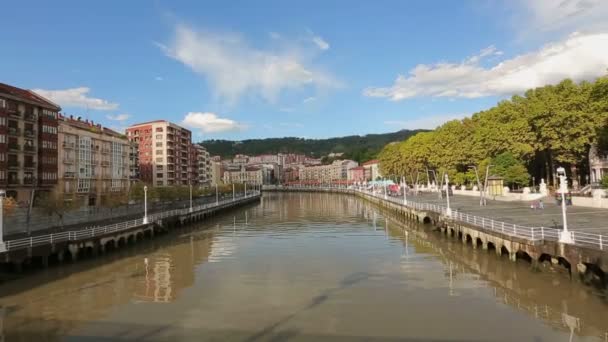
(156, 165, 163, 170)
(0, 134, 5, 143)
(0, 153, 4, 162)
(156, 142, 163, 147)
(156, 134, 163, 140)
(156, 173, 164, 178)
(156, 157, 163, 163)
(156, 127, 163, 132)
(156, 150, 163, 155)
(0, 117, 5, 126)
(42, 125, 57, 134)
(0, 99, 5, 108)
(156, 180, 164, 186)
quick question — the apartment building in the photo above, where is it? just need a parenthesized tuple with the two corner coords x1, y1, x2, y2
(210, 160, 223, 186)
(193, 145, 211, 186)
(126, 121, 194, 187)
(223, 165, 263, 185)
(128, 141, 139, 185)
(57, 116, 131, 206)
(0, 83, 61, 203)
(299, 160, 358, 183)
(362, 159, 382, 181)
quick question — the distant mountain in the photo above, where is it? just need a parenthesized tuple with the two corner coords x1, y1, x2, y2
(198, 129, 426, 163)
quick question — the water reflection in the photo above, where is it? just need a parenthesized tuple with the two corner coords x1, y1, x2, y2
(0, 192, 604, 341)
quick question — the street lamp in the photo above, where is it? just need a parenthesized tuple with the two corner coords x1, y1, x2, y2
(402, 176, 408, 205)
(445, 173, 452, 217)
(143, 185, 148, 224)
(232, 183, 235, 201)
(0, 190, 6, 248)
(383, 178, 388, 199)
(189, 182, 193, 213)
(215, 183, 219, 205)
(468, 166, 484, 206)
(557, 167, 573, 244)
(483, 164, 493, 206)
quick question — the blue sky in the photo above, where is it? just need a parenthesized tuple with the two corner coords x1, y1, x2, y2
(2, 1, 608, 141)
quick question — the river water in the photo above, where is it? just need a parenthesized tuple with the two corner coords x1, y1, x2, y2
(0, 192, 607, 341)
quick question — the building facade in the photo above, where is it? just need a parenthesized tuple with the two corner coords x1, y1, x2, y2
(194, 144, 211, 186)
(299, 160, 358, 183)
(210, 160, 223, 186)
(0, 83, 61, 203)
(362, 159, 382, 181)
(589, 145, 608, 184)
(347, 166, 366, 182)
(223, 166, 263, 185)
(57, 116, 131, 206)
(126, 121, 194, 187)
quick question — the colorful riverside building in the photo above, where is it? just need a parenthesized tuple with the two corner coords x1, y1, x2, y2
(126, 120, 198, 187)
(57, 115, 134, 207)
(0, 82, 61, 204)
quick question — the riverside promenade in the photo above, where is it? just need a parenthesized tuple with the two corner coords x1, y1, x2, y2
(264, 185, 608, 288)
(0, 191, 261, 270)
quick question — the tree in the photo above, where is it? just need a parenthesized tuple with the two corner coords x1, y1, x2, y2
(2, 197, 17, 217)
(601, 175, 608, 189)
(490, 152, 530, 188)
(37, 191, 80, 228)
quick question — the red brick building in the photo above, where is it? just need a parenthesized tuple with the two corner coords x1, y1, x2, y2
(0, 83, 60, 203)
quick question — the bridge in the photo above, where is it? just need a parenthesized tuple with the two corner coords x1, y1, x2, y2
(0, 191, 261, 271)
(263, 185, 608, 288)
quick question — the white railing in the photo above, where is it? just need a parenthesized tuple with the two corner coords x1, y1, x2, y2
(3, 192, 261, 252)
(265, 186, 607, 251)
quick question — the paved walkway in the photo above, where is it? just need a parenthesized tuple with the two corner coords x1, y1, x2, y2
(406, 192, 608, 234)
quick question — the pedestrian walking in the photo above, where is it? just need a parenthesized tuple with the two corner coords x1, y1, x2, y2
(538, 199, 544, 209)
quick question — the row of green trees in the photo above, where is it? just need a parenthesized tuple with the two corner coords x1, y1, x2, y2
(378, 77, 608, 188)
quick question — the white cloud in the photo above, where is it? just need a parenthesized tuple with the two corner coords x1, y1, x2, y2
(384, 113, 468, 130)
(312, 36, 330, 50)
(155, 76, 163, 81)
(515, 0, 608, 32)
(302, 96, 316, 103)
(182, 112, 246, 133)
(160, 24, 338, 103)
(32, 87, 119, 110)
(106, 113, 131, 121)
(364, 32, 608, 101)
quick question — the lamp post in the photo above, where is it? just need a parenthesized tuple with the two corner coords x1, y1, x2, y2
(445, 173, 452, 217)
(402, 176, 407, 205)
(532, 176, 536, 193)
(383, 178, 388, 199)
(483, 164, 493, 206)
(232, 183, 235, 201)
(215, 183, 219, 205)
(468, 166, 483, 206)
(557, 167, 573, 243)
(0, 190, 6, 249)
(189, 182, 193, 213)
(143, 186, 148, 224)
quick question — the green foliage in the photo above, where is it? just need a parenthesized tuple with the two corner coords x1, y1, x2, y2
(200, 129, 426, 163)
(601, 175, 608, 189)
(37, 191, 80, 227)
(491, 152, 530, 188)
(377, 76, 608, 187)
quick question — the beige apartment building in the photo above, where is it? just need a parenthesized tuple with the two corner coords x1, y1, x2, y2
(126, 120, 195, 187)
(210, 160, 223, 186)
(299, 160, 358, 183)
(223, 166, 263, 185)
(194, 144, 211, 186)
(57, 116, 132, 206)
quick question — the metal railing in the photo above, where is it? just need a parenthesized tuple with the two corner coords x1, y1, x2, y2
(3, 191, 261, 252)
(265, 185, 607, 251)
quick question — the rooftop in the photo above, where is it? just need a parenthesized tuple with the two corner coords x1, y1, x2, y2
(0, 82, 61, 111)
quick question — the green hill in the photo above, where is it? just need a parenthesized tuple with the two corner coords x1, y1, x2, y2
(198, 129, 426, 163)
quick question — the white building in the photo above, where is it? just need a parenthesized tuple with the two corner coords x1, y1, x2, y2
(299, 160, 358, 183)
(223, 165, 263, 185)
(589, 145, 608, 184)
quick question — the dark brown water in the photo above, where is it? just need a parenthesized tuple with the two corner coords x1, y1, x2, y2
(0, 192, 607, 341)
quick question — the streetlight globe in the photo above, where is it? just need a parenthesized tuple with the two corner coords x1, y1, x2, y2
(556, 167, 566, 175)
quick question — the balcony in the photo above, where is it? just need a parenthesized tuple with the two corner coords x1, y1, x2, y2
(64, 172, 76, 179)
(23, 113, 36, 122)
(8, 127, 20, 136)
(8, 143, 20, 152)
(24, 161, 36, 169)
(23, 178, 35, 186)
(7, 178, 20, 186)
(8, 160, 19, 168)
(63, 158, 75, 164)
(24, 129, 36, 137)
(8, 109, 20, 117)
(23, 145, 36, 153)
(63, 142, 75, 149)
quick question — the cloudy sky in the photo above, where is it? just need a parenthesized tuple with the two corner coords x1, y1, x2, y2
(2, 0, 608, 141)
